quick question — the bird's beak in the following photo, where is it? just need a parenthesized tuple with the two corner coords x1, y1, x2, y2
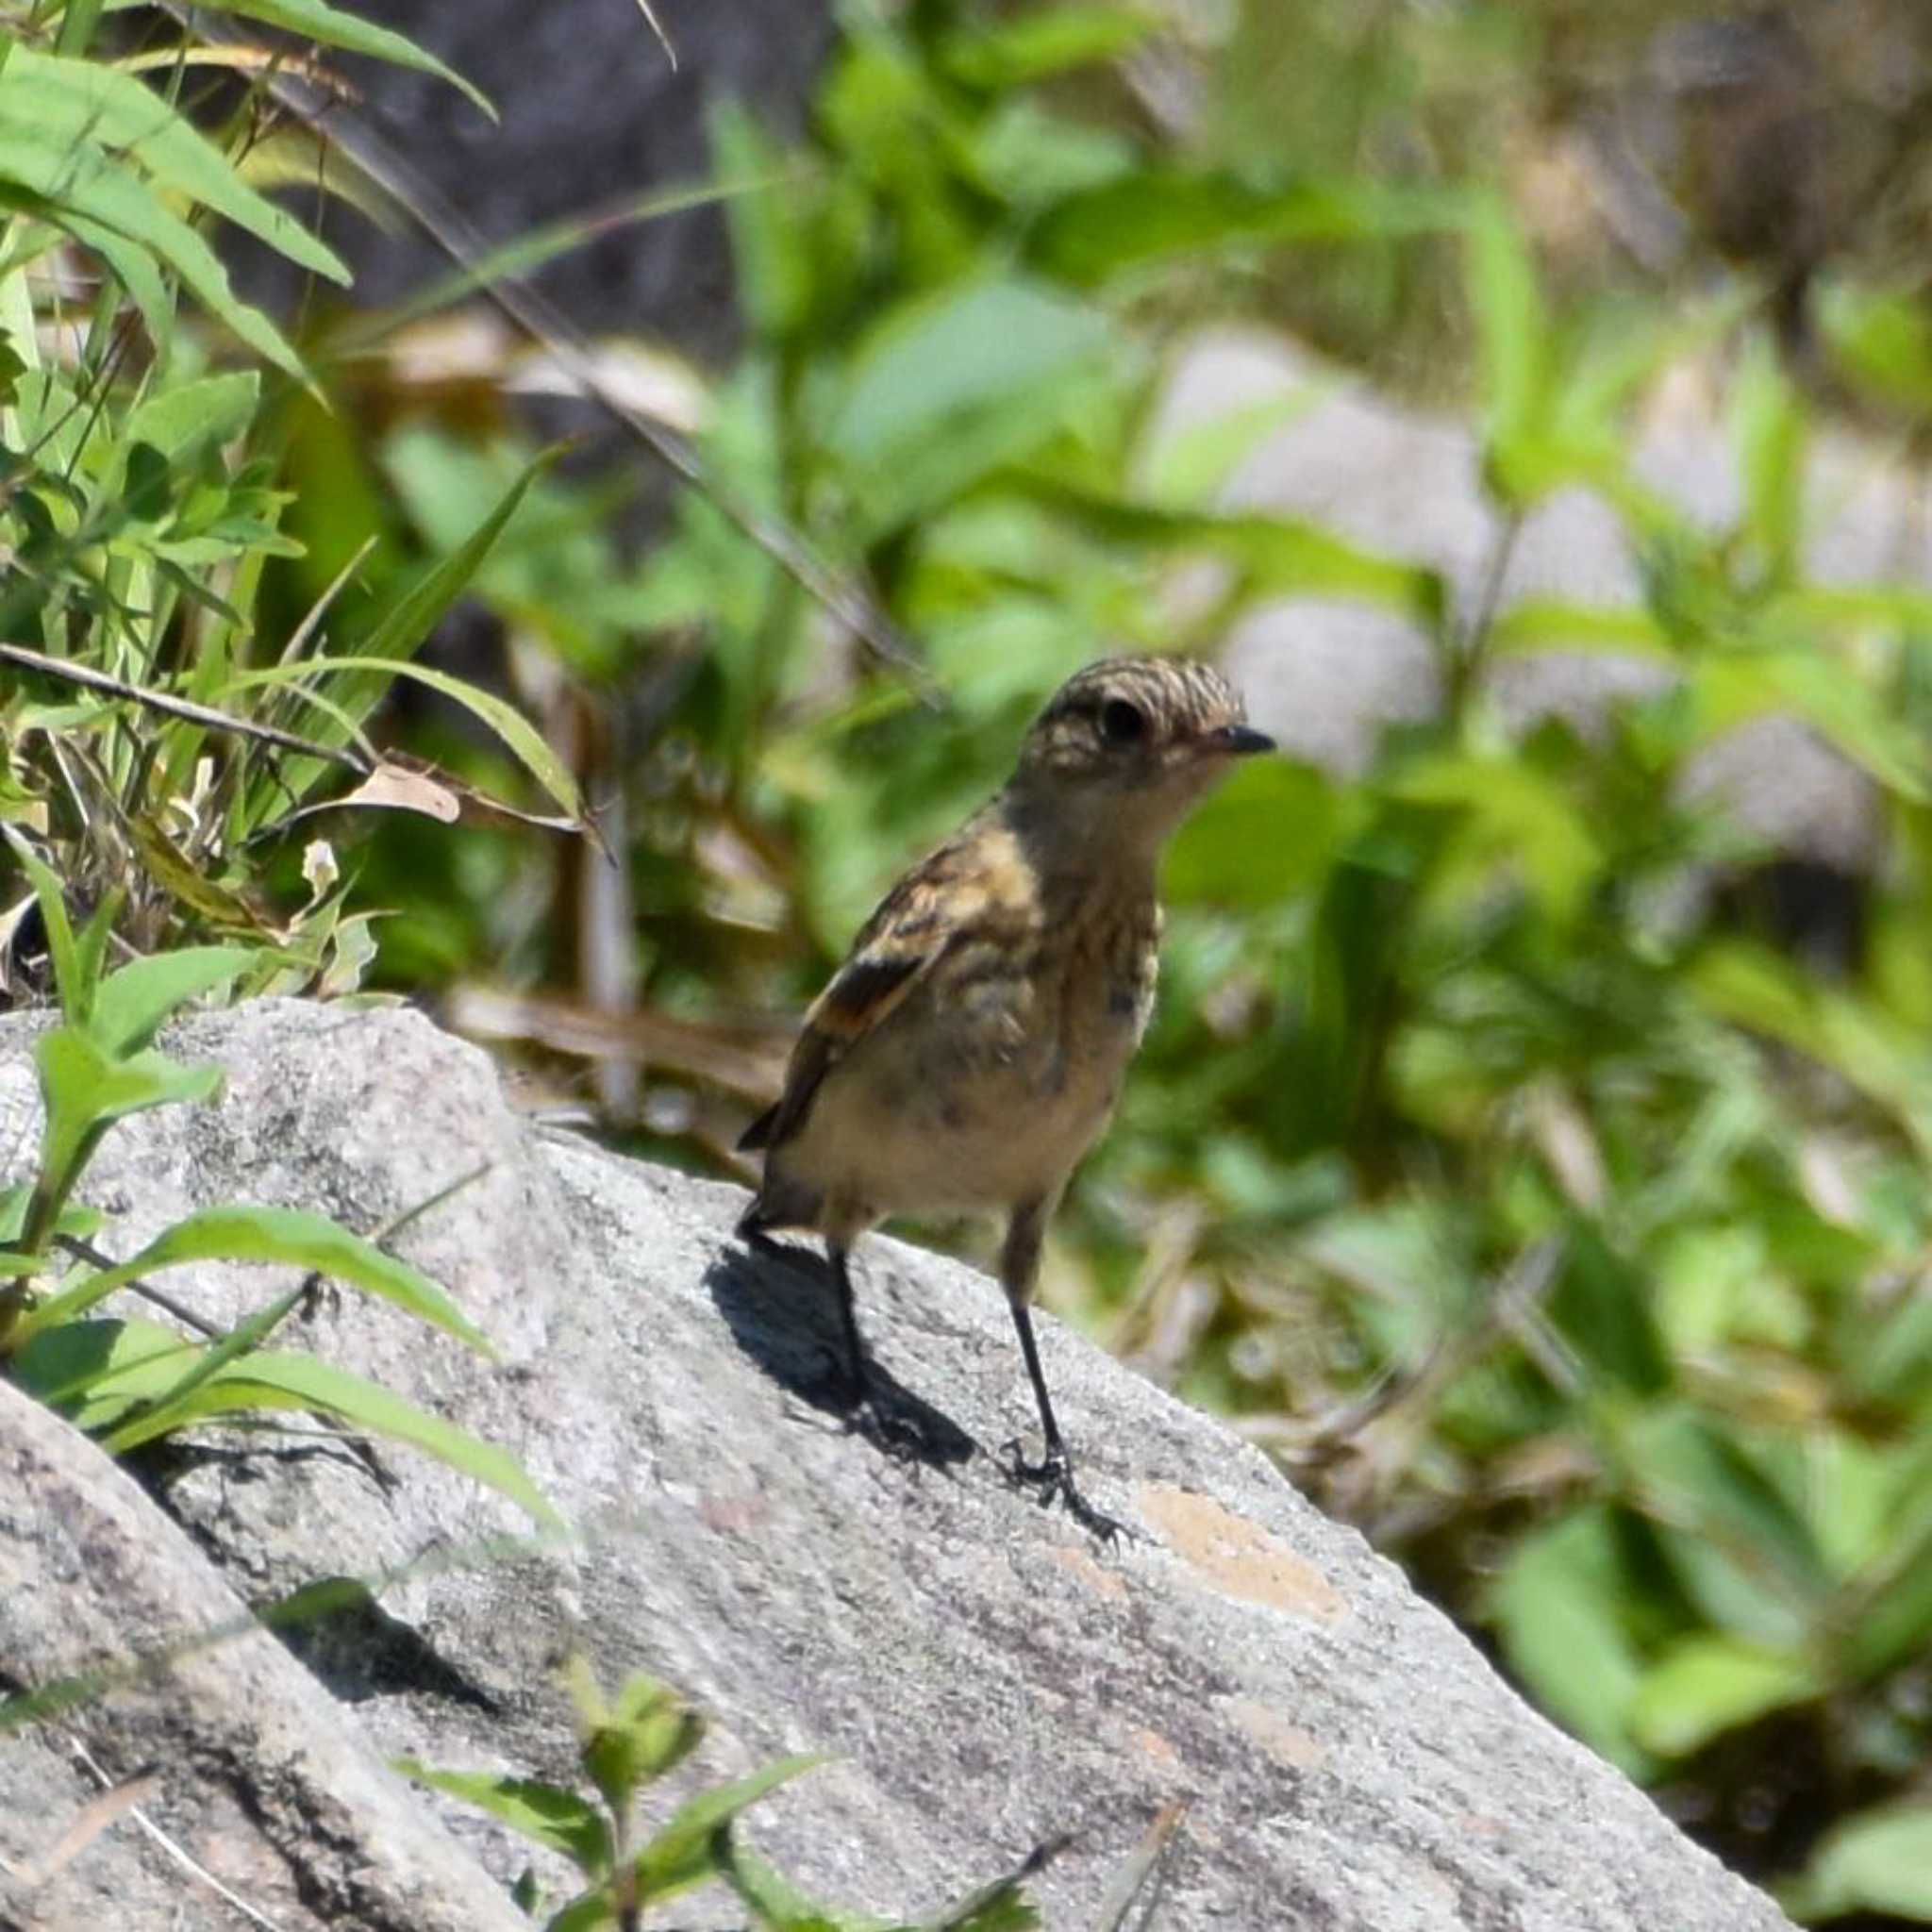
(1206, 723, 1275, 757)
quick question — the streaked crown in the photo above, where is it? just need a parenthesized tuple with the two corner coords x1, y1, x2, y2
(1016, 657, 1271, 783)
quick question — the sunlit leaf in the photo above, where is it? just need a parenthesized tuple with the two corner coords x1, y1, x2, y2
(392, 1759, 610, 1872)
(1490, 1507, 1650, 1777)
(1783, 1804, 1932, 1922)
(1629, 1637, 1820, 1758)
(22, 1203, 495, 1357)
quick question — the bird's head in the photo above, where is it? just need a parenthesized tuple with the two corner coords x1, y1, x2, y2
(1011, 658, 1274, 844)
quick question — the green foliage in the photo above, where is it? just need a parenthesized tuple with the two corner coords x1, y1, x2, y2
(13, 0, 1932, 1922)
(401, 1660, 1054, 1929)
(324, 7, 1932, 1919)
(0, 2, 586, 997)
(0, 846, 553, 1523)
(0, 0, 563, 1531)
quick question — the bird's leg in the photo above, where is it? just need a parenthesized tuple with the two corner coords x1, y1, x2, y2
(826, 1241, 927, 1463)
(997, 1199, 1133, 1544)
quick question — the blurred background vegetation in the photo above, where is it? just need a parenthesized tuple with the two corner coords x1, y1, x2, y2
(8, 0, 1932, 1923)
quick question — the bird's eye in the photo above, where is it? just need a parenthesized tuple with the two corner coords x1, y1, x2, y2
(1099, 697, 1146, 746)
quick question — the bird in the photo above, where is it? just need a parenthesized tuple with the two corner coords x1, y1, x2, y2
(737, 656, 1274, 1539)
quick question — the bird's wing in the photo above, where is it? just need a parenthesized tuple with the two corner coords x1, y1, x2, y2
(739, 817, 1010, 1154)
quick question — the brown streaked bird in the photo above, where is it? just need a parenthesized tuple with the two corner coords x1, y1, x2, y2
(738, 656, 1274, 1539)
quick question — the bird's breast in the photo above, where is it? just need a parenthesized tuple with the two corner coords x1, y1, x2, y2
(780, 890, 1158, 1218)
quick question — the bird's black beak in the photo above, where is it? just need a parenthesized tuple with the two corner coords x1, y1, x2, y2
(1208, 724, 1275, 757)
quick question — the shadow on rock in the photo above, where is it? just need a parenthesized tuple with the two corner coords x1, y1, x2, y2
(703, 1241, 974, 1474)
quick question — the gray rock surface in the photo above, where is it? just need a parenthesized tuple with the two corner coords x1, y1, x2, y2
(0, 1381, 527, 1932)
(0, 1000, 1796, 1929)
(234, 0, 835, 357)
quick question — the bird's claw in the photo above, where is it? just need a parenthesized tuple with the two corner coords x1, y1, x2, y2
(853, 1392, 931, 1465)
(1000, 1439, 1137, 1545)
(819, 1360, 931, 1465)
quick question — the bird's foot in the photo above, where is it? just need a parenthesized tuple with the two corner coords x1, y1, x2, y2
(1001, 1440, 1138, 1546)
(820, 1362, 935, 1466)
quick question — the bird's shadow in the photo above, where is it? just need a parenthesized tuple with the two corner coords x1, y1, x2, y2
(704, 1236, 974, 1474)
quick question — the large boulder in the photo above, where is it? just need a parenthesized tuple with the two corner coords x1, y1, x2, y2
(0, 1001, 1795, 1928)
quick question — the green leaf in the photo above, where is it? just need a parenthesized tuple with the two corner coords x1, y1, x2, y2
(1490, 1507, 1651, 1776)
(90, 945, 258, 1055)
(1392, 751, 1605, 924)
(1686, 652, 1926, 803)
(1026, 170, 1453, 286)
(30, 196, 175, 351)
(1842, 1520, 1932, 1681)
(12, 1315, 196, 1431)
(547, 1892, 616, 1932)
(126, 373, 260, 459)
(0, 49, 349, 282)
(392, 1759, 611, 1873)
(1545, 1223, 1672, 1395)
(28, 1029, 223, 1251)
(1021, 485, 1444, 624)
(22, 1204, 495, 1357)
(1468, 198, 1547, 487)
(1612, 1407, 1831, 1610)
(0, 128, 312, 381)
(941, 7, 1158, 87)
(1629, 1638, 1821, 1758)
(1486, 600, 1676, 663)
(206, 0, 495, 119)
(232, 447, 572, 812)
(363, 442, 561, 661)
(56, 0, 108, 57)
(581, 1674, 705, 1813)
(98, 1280, 308, 1453)
(716, 1832, 890, 1932)
(628, 1756, 824, 1904)
(824, 276, 1113, 528)
(1818, 282, 1932, 422)
(1734, 336, 1807, 585)
(1783, 1805, 1932, 1922)
(7, 832, 86, 1024)
(131, 1349, 558, 1524)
